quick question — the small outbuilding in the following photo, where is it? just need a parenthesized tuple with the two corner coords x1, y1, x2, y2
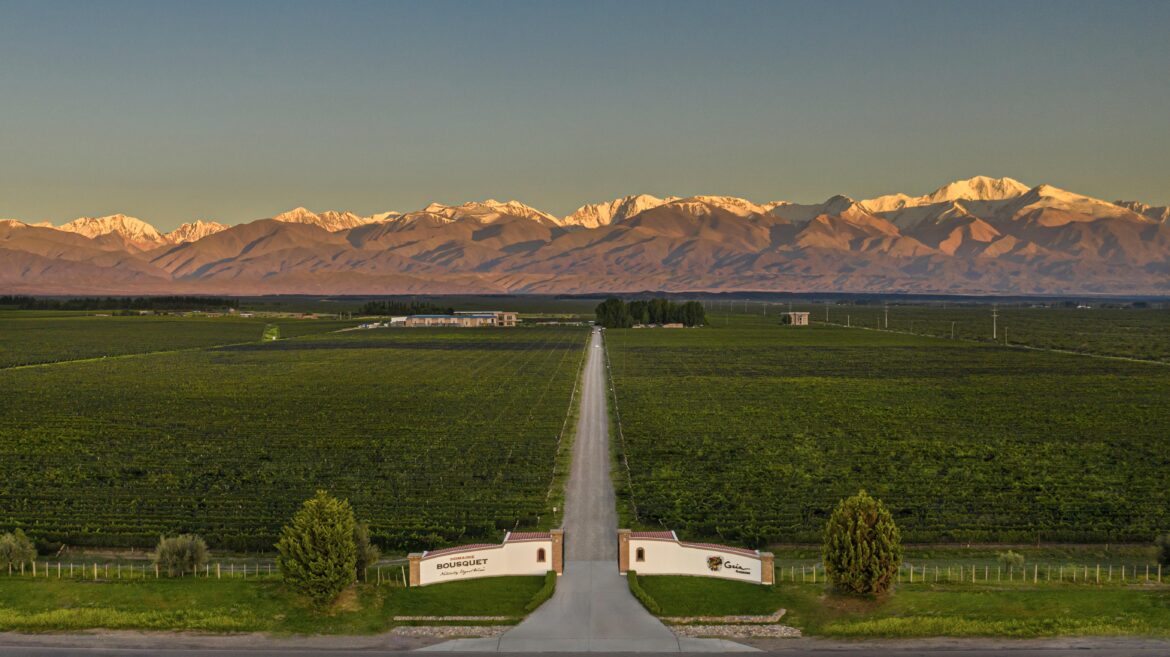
(781, 311, 810, 326)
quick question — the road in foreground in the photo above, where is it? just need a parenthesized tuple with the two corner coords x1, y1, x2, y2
(4, 636, 1170, 657)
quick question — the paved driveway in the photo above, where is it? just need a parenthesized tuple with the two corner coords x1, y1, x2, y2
(422, 328, 749, 653)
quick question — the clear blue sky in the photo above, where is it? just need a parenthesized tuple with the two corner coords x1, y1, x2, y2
(1, 0, 1167, 229)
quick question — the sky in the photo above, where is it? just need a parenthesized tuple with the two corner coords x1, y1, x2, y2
(1, 0, 1168, 231)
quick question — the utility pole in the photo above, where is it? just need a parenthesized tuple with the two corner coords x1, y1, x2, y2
(992, 304, 999, 340)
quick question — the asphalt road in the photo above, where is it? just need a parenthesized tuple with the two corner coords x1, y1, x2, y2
(6, 641, 1170, 656)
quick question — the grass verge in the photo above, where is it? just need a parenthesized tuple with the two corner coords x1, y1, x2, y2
(636, 576, 1170, 638)
(0, 576, 545, 634)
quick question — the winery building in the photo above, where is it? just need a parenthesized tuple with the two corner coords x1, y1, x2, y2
(781, 311, 810, 326)
(404, 310, 518, 328)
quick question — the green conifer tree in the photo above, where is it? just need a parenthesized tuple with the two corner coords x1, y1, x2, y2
(276, 490, 357, 605)
(822, 490, 903, 595)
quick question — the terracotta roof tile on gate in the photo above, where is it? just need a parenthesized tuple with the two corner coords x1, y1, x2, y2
(506, 532, 552, 541)
(629, 531, 676, 539)
(678, 541, 760, 558)
(424, 543, 499, 558)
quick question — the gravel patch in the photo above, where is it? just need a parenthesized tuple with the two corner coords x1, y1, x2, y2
(674, 624, 802, 638)
(393, 615, 512, 622)
(390, 625, 510, 639)
(664, 609, 786, 624)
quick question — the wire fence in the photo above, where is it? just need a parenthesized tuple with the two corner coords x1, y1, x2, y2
(777, 561, 1166, 585)
(2, 558, 411, 585)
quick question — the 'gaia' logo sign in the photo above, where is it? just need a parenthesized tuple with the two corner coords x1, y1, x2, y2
(707, 554, 753, 575)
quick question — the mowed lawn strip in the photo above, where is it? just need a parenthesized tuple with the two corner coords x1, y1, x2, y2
(635, 575, 1170, 638)
(0, 576, 545, 634)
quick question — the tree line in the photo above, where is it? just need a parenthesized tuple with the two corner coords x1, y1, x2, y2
(594, 297, 706, 328)
(356, 300, 455, 316)
(0, 295, 238, 311)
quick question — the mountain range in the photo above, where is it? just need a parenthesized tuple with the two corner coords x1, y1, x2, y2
(2, 176, 1168, 296)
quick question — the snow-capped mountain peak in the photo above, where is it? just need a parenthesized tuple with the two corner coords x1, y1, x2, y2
(560, 194, 674, 228)
(1115, 200, 1169, 224)
(923, 176, 1029, 204)
(165, 220, 228, 244)
(414, 200, 558, 225)
(57, 214, 166, 247)
(671, 195, 774, 217)
(272, 207, 372, 232)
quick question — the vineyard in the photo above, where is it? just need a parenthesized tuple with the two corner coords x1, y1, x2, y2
(704, 303, 1170, 362)
(0, 324, 588, 551)
(0, 312, 358, 368)
(605, 321, 1170, 546)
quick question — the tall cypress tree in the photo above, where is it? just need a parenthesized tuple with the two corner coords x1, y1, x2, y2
(276, 490, 358, 605)
(822, 490, 903, 595)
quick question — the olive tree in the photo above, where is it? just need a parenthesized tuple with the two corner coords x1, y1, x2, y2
(822, 490, 903, 595)
(153, 534, 209, 576)
(276, 490, 357, 605)
(0, 529, 36, 571)
(997, 550, 1025, 569)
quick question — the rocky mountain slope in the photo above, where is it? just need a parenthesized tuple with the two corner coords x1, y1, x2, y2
(2, 177, 1167, 295)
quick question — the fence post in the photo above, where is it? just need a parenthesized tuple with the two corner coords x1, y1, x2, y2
(93, 563, 97, 580)
(1160, 564, 1163, 584)
(1096, 564, 1100, 584)
(32, 561, 36, 577)
(155, 563, 159, 579)
(217, 563, 221, 579)
(58, 562, 61, 578)
(1033, 564, 1037, 584)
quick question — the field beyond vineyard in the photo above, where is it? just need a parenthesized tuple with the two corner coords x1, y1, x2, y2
(0, 322, 587, 551)
(0, 312, 360, 368)
(606, 317, 1170, 546)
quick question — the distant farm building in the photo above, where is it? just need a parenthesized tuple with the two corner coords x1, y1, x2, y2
(404, 310, 518, 328)
(781, 311, 810, 326)
(455, 310, 518, 327)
